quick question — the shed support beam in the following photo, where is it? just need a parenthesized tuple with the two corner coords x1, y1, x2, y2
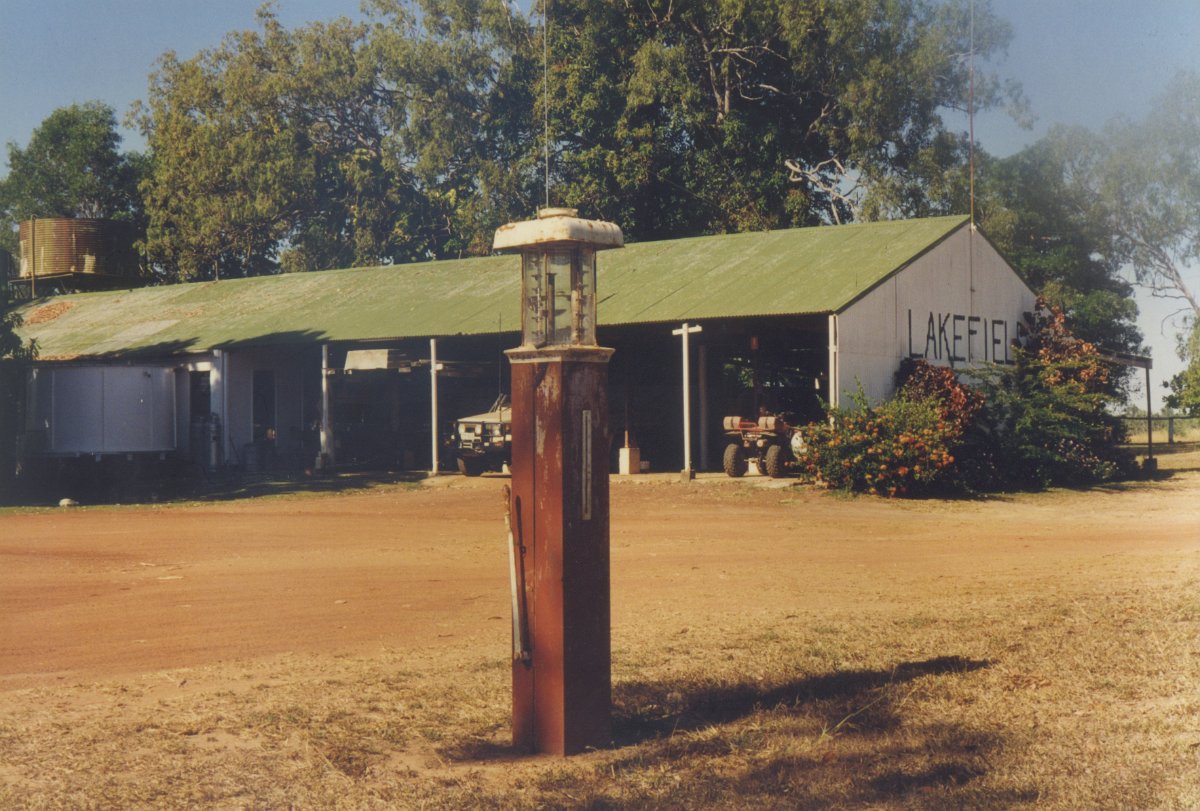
(213, 349, 230, 468)
(672, 323, 702, 479)
(430, 338, 443, 475)
(698, 344, 710, 471)
(320, 344, 334, 468)
(827, 315, 840, 409)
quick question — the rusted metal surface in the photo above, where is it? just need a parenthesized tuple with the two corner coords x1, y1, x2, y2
(493, 207, 624, 252)
(508, 349, 613, 755)
(18, 218, 139, 280)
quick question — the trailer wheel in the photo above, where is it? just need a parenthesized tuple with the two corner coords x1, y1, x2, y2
(764, 443, 788, 478)
(723, 444, 747, 478)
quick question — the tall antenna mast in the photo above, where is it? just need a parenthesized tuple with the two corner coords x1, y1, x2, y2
(542, 0, 551, 208)
(968, 0, 976, 226)
(967, 0, 977, 295)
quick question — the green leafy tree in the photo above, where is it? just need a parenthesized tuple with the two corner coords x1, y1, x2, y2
(137, 12, 368, 279)
(537, 0, 1023, 237)
(970, 132, 1142, 355)
(363, 0, 542, 257)
(136, 3, 537, 280)
(1099, 71, 1200, 326)
(0, 102, 146, 255)
(973, 303, 1134, 488)
(1164, 325, 1200, 415)
(1090, 71, 1200, 409)
(136, 0, 1027, 278)
(0, 281, 34, 492)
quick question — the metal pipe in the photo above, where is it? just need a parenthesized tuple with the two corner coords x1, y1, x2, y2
(1145, 366, 1154, 464)
(320, 344, 334, 467)
(503, 485, 529, 662)
(673, 323, 702, 477)
(827, 314, 839, 409)
(430, 338, 440, 475)
(698, 344, 709, 471)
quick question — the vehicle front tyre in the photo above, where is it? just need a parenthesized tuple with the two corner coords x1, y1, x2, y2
(723, 443, 747, 478)
(764, 443, 788, 478)
(457, 456, 485, 477)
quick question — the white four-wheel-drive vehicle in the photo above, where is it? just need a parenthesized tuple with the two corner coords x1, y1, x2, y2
(452, 395, 511, 476)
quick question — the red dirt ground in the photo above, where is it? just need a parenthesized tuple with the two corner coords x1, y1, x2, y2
(2, 470, 1197, 694)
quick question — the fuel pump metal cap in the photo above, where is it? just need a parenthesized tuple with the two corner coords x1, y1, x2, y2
(493, 208, 624, 252)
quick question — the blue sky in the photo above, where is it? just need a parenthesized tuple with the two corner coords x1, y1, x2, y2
(2, 0, 1198, 406)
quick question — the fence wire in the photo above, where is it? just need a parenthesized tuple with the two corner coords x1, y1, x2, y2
(1121, 416, 1200, 445)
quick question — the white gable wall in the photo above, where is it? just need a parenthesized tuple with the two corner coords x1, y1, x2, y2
(833, 225, 1036, 405)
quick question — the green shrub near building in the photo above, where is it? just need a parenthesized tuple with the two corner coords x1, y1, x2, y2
(799, 304, 1135, 496)
(1, 284, 34, 495)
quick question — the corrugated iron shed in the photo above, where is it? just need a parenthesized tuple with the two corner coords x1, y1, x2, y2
(15, 215, 968, 360)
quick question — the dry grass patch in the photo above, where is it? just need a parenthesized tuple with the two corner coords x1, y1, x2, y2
(2, 474, 1197, 808)
(2, 572, 1197, 809)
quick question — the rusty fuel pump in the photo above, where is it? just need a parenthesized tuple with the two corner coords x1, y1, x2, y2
(493, 208, 623, 755)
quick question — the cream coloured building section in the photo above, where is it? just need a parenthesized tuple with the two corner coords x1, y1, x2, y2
(832, 225, 1037, 405)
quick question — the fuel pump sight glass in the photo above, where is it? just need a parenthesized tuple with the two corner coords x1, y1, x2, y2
(494, 207, 622, 348)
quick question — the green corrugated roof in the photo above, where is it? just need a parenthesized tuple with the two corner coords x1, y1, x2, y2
(15, 215, 967, 360)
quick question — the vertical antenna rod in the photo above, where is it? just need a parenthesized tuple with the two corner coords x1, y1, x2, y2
(968, 0, 976, 226)
(543, 0, 551, 208)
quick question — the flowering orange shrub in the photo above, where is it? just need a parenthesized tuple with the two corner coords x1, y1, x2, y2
(895, 358, 984, 435)
(797, 390, 961, 497)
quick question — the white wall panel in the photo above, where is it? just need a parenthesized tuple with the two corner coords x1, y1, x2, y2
(29, 365, 178, 454)
(51, 367, 105, 453)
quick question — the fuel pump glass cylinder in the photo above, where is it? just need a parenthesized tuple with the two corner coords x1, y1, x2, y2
(522, 246, 597, 347)
(496, 208, 617, 349)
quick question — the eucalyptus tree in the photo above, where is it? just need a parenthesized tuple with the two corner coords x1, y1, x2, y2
(136, 10, 382, 280)
(534, 0, 1024, 237)
(968, 131, 1141, 355)
(1094, 71, 1200, 408)
(0, 102, 145, 255)
(1099, 71, 1200, 325)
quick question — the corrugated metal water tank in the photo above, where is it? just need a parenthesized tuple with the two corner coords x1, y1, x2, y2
(25, 366, 177, 455)
(18, 218, 139, 280)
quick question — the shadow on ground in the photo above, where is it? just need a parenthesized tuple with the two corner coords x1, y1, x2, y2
(163, 469, 430, 503)
(440, 656, 1029, 807)
(3, 466, 432, 507)
(609, 655, 991, 744)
